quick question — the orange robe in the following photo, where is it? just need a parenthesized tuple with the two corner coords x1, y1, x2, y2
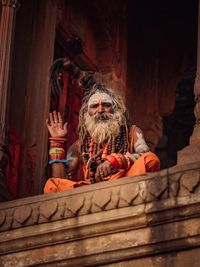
(44, 126, 160, 194)
(44, 151, 160, 193)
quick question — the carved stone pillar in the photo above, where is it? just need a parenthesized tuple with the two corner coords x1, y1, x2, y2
(0, 0, 19, 200)
(190, 0, 200, 145)
(177, 2, 200, 165)
(17, 0, 57, 197)
(0, 0, 19, 141)
(190, 79, 200, 144)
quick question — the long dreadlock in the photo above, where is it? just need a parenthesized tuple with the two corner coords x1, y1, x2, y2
(50, 58, 132, 156)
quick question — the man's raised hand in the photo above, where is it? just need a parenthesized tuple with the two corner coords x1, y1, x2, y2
(46, 111, 68, 137)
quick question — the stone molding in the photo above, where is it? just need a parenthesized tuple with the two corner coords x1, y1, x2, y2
(0, 162, 200, 233)
(1, 162, 200, 266)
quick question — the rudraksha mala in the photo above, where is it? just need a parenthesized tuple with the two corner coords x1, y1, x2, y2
(81, 125, 131, 182)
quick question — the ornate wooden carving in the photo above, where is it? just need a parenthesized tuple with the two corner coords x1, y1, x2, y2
(0, 0, 19, 201)
(0, 0, 19, 141)
(13, 1, 58, 197)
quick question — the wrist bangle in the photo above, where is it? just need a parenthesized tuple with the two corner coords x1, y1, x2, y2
(50, 141, 65, 148)
(49, 154, 65, 160)
(49, 159, 70, 165)
(124, 155, 132, 169)
(107, 153, 132, 170)
(117, 153, 128, 169)
(106, 155, 119, 169)
(49, 147, 65, 155)
(49, 137, 67, 142)
(111, 153, 123, 169)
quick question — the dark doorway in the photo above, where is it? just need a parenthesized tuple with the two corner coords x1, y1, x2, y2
(126, 0, 198, 168)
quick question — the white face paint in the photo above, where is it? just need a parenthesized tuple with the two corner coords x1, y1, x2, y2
(88, 92, 113, 108)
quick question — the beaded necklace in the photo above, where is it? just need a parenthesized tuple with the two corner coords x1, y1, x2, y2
(81, 125, 130, 183)
(81, 126, 129, 163)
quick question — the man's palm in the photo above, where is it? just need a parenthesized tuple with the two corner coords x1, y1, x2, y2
(46, 111, 68, 138)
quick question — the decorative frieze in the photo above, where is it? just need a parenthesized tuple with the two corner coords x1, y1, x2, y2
(0, 162, 200, 232)
(0, 162, 200, 266)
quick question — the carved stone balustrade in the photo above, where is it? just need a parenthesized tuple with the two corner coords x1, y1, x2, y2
(1, 162, 200, 266)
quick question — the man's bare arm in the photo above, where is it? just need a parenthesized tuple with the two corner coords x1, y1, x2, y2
(46, 111, 79, 179)
(51, 163, 66, 178)
(127, 126, 150, 162)
(51, 143, 80, 178)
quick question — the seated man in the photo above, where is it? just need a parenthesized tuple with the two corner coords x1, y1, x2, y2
(44, 82, 160, 193)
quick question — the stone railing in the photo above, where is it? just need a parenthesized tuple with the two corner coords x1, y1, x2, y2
(1, 162, 200, 266)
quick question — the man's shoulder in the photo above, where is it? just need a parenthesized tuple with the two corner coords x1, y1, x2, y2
(129, 124, 143, 134)
(67, 140, 81, 154)
(129, 124, 145, 144)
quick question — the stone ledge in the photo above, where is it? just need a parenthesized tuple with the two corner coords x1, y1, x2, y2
(103, 247, 200, 267)
(1, 217, 200, 266)
(1, 194, 200, 255)
(0, 162, 200, 232)
(0, 162, 200, 266)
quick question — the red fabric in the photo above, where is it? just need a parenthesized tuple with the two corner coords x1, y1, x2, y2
(58, 71, 69, 115)
(6, 132, 21, 199)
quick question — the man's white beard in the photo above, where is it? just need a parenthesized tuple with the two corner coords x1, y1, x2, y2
(84, 111, 123, 144)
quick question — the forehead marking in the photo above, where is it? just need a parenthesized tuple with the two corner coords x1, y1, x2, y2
(88, 92, 113, 107)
